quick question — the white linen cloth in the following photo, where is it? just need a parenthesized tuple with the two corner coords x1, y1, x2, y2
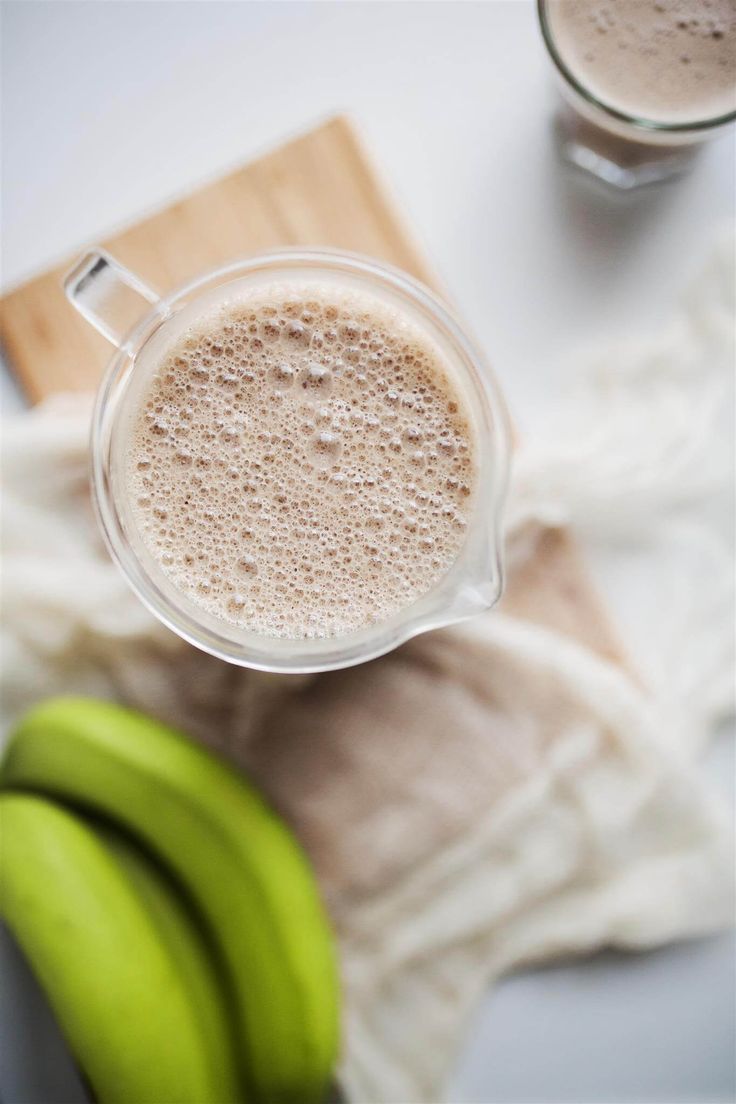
(1, 236, 734, 1104)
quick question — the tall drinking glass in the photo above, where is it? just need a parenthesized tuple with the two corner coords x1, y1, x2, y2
(538, 0, 736, 188)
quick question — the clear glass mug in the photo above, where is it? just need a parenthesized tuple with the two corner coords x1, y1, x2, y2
(537, 0, 736, 189)
(64, 248, 510, 674)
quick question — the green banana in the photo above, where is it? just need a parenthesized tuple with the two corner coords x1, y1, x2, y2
(0, 792, 232, 1104)
(96, 823, 241, 1103)
(1, 697, 340, 1104)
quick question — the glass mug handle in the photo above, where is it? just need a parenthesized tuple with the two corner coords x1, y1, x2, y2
(64, 249, 161, 350)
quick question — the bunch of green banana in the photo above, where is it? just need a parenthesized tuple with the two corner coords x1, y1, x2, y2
(0, 696, 340, 1104)
(0, 793, 237, 1103)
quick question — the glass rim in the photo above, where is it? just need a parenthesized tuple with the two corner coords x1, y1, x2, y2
(537, 0, 736, 135)
(90, 248, 511, 674)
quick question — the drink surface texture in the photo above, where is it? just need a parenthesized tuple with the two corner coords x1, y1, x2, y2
(123, 279, 477, 640)
(547, 0, 736, 124)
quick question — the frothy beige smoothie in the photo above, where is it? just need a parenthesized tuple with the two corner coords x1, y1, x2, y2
(123, 280, 477, 640)
(547, 0, 736, 124)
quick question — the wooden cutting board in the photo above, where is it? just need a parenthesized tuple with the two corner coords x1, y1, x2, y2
(0, 114, 624, 666)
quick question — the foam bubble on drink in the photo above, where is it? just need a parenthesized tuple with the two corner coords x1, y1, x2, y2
(125, 280, 478, 640)
(548, 0, 736, 124)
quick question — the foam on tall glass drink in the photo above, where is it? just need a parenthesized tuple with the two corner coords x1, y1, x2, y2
(547, 0, 736, 124)
(123, 280, 478, 640)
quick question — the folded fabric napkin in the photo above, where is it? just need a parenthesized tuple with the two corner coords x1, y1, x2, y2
(2, 236, 733, 1104)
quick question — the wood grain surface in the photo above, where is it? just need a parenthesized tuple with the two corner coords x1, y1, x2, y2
(0, 114, 624, 666)
(0, 117, 432, 401)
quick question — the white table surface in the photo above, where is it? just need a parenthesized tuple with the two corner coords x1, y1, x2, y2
(2, 3, 734, 1102)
